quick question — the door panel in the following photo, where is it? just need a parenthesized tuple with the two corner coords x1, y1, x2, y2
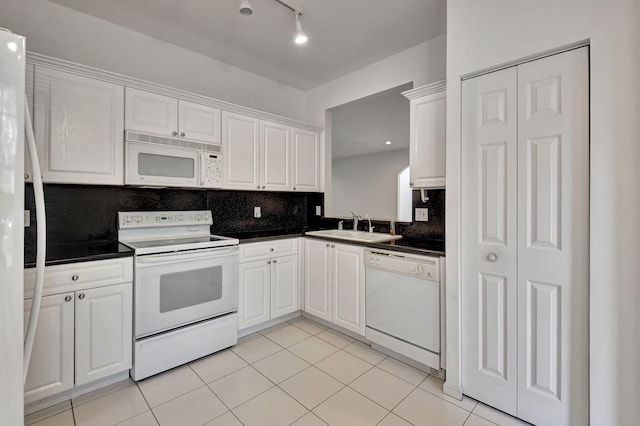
(303, 240, 331, 321)
(125, 88, 177, 136)
(222, 111, 260, 189)
(461, 66, 518, 416)
(271, 255, 299, 319)
(516, 48, 589, 426)
(238, 260, 270, 330)
(260, 121, 290, 190)
(332, 243, 365, 335)
(178, 100, 221, 144)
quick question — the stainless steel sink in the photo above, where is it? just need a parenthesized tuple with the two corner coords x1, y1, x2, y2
(305, 229, 402, 244)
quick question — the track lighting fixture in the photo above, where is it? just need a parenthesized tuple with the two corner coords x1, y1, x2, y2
(240, 0, 309, 45)
(294, 12, 308, 45)
(239, 0, 253, 16)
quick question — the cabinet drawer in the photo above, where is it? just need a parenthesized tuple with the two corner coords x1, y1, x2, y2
(24, 257, 133, 299)
(239, 238, 298, 262)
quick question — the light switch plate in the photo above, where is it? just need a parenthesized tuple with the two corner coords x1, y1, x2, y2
(415, 208, 429, 222)
(254, 207, 261, 218)
(315, 206, 322, 216)
(24, 210, 30, 227)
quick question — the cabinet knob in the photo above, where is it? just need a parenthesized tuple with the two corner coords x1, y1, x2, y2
(267, 260, 271, 265)
(272, 259, 277, 264)
(72, 274, 79, 281)
(326, 243, 330, 247)
(486, 253, 498, 262)
(64, 295, 72, 302)
(172, 131, 178, 136)
(293, 187, 296, 191)
(331, 244, 335, 248)
(257, 185, 261, 189)
(78, 293, 85, 300)
(24, 173, 30, 180)
(262, 185, 266, 189)
(270, 248, 274, 252)
(180, 132, 185, 137)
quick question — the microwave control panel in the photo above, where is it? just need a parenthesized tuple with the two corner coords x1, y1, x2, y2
(202, 153, 223, 188)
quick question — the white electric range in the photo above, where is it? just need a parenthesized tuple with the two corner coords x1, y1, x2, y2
(118, 210, 239, 381)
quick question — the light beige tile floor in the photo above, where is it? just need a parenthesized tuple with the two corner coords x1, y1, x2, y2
(26, 317, 532, 426)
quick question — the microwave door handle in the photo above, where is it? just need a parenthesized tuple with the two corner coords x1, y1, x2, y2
(200, 153, 205, 186)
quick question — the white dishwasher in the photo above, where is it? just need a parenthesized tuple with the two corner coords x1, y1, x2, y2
(365, 248, 442, 371)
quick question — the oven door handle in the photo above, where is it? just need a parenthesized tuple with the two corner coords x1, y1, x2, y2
(136, 247, 238, 266)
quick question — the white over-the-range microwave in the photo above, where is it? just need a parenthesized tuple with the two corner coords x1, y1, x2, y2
(125, 131, 223, 188)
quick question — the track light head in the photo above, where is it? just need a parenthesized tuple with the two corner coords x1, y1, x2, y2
(294, 12, 308, 45)
(239, 0, 253, 16)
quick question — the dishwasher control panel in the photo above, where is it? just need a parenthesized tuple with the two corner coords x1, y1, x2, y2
(365, 249, 439, 280)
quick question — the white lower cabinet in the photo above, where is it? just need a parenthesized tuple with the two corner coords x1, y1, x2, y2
(23, 258, 133, 404)
(304, 239, 365, 336)
(238, 240, 299, 331)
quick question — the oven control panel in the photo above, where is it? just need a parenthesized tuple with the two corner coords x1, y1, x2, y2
(118, 210, 213, 229)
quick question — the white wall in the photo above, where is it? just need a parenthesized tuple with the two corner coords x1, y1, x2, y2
(445, 1, 640, 424)
(306, 34, 446, 215)
(332, 148, 409, 220)
(0, 0, 308, 121)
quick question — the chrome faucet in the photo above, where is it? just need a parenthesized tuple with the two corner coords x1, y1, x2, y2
(364, 213, 374, 233)
(350, 211, 360, 231)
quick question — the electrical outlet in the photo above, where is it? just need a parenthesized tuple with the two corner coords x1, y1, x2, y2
(24, 210, 30, 227)
(315, 205, 322, 216)
(415, 208, 429, 222)
(254, 206, 261, 218)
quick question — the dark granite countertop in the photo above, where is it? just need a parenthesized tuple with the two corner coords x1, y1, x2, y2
(24, 241, 134, 268)
(367, 238, 445, 257)
(223, 229, 307, 243)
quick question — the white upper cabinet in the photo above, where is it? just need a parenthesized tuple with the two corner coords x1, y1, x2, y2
(403, 81, 446, 188)
(178, 99, 221, 144)
(223, 111, 260, 190)
(260, 120, 291, 190)
(125, 88, 221, 144)
(292, 128, 320, 192)
(34, 67, 124, 185)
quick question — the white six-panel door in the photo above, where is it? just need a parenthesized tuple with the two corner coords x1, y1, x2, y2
(515, 48, 589, 426)
(461, 47, 589, 426)
(462, 66, 519, 415)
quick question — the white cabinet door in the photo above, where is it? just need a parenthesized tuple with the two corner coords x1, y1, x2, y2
(75, 283, 132, 386)
(304, 239, 332, 321)
(238, 260, 271, 330)
(291, 128, 320, 192)
(404, 83, 446, 188)
(24, 293, 74, 404)
(34, 67, 124, 185)
(271, 255, 299, 319)
(223, 111, 260, 190)
(332, 243, 365, 335)
(125, 88, 178, 136)
(461, 67, 519, 415)
(260, 120, 291, 190)
(178, 100, 221, 144)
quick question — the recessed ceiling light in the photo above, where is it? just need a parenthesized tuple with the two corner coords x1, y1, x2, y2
(385, 141, 392, 145)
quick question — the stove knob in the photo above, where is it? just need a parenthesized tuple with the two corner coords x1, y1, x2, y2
(178, 215, 185, 221)
(135, 215, 143, 223)
(204, 214, 210, 220)
(415, 264, 424, 275)
(196, 214, 202, 220)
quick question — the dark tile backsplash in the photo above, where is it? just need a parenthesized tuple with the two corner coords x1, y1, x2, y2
(24, 185, 443, 250)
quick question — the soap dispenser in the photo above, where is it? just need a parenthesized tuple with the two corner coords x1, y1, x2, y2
(390, 220, 395, 236)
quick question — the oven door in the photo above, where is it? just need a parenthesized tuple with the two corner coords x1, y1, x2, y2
(134, 246, 238, 338)
(126, 141, 201, 188)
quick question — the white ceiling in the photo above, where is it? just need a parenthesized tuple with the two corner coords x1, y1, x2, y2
(331, 83, 412, 159)
(48, 0, 446, 91)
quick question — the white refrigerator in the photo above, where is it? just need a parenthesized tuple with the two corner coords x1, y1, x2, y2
(0, 29, 26, 425)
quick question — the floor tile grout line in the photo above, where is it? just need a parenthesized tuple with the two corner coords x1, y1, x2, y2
(416, 377, 479, 414)
(275, 364, 347, 412)
(70, 379, 135, 409)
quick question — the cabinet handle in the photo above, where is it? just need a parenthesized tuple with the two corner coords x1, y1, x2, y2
(78, 293, 85, 300)
(172, 131, 178, 136)
(180, 132, 185, 137)
(72, 274, 79, 281)
(486, 253, 498, 262)
(24, 173, 30, 180)
(272, 259, 277, 264)
(64, 295, 72, 302)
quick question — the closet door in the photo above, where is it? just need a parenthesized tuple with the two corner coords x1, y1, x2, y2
(461, 67, 519, 415)
(516, 48, 589, 426)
